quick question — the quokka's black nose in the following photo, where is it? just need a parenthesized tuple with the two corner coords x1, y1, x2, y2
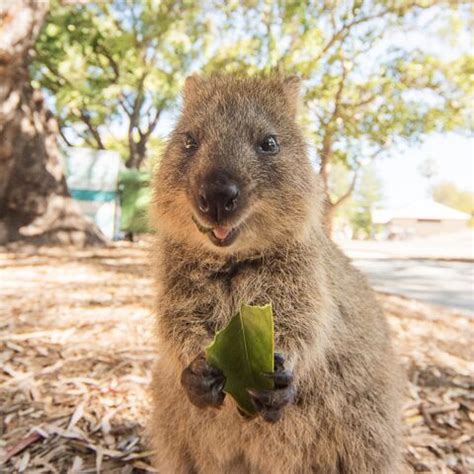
(197, 171, 240, 223)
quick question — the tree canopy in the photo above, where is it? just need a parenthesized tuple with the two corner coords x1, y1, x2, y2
(32, 0, 473, 229)
(203, 0, 472, 226)
(32, 0, 209, 169)
(432, 181, 474, 217)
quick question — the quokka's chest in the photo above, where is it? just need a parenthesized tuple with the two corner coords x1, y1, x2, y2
(164, 245, 320, 316)
(177, 269, 315, 345)
(187, 274, 273, 336)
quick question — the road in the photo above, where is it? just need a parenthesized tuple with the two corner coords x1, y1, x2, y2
(337, 234, 474, 314)
(349, 258, 474, 315)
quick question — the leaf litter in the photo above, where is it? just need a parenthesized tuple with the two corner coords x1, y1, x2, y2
(0, 241, 472, 472)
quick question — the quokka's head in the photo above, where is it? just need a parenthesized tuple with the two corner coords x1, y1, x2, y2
(152, 75, 320, 255)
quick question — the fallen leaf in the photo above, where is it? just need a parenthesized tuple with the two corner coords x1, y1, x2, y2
(0, 431, 43, 465)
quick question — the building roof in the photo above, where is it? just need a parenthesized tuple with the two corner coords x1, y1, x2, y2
(373, 199, 471, 224)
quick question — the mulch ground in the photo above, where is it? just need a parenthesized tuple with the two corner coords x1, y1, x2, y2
(0, 243, 472, 473)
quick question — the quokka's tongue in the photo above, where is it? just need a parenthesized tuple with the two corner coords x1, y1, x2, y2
(212, 226, 231, 240)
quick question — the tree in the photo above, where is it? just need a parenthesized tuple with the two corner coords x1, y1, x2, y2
(33, 1, 208, 169)
(327, 161, 357, 235)
(0, 0, 104, 245)
(21, 0, 472, 238)
(203, 0, 473, 233)
(350, 165, 383, 239)
(328, 162, 383, 238)
(418, 157, 438, 188)
(432, 181, 474, 217)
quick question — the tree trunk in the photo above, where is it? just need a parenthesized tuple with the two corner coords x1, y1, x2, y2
(125, 133, 148, 169)
(319, 161, 336, 237)
(320, 181, 334, 236)
(0, 0, 105, 246)
(321, 199, 335, 236)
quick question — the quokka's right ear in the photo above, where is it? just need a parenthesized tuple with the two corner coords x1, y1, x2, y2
(282, 75, 302, 118)
(183, 74, 204, 105)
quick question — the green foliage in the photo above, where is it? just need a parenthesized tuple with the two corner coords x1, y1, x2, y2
(331, 163, 383, 238)
(32, 0, 473, 220)
(351, 165, 384, 239)
(119, 170, 151, 233)
(206, 304, 274, 415)
(432, 181, 474, 219)
(32, 0, 208, 168)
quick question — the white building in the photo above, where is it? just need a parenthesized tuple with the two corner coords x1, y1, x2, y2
(372, 199, 471, 239)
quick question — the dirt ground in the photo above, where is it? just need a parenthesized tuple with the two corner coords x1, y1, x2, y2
(0, 243, 472, 473)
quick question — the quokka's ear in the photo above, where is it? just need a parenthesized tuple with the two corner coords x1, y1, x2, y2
(183, 74, 204, 105)
(282, 75, 302, 118)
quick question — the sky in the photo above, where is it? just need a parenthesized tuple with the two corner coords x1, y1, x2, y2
(373, 7, 474, 209)
(374, 133, 474, 209)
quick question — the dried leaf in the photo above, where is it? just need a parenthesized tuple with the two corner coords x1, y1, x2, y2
(67, 401, 85, 430)
(0, 432, 43, 465)
(69, 455, 83, 473)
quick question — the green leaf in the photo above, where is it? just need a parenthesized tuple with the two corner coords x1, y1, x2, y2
(206, 303, 274, 415)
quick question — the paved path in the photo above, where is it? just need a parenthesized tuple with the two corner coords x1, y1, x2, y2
(350, 258, 474, 314)
(338, 231, 474, 261)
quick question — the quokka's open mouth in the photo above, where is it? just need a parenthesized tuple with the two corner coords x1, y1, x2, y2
(208, 226, 239, 247)
(192, 216, 240, 247)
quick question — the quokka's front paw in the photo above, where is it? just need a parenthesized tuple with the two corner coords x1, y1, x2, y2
(181, 353, 226, 409)
(247, 352, 296, 423)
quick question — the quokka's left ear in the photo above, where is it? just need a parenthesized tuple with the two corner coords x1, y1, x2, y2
(183, 74, 204, 106)
(282, 75, 302, 118)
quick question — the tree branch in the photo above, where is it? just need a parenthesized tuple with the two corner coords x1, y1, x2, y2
(125, 75, 147, 168)
(127, 106, 161, 170)
(143, 107, 161, 138)
(318, 56, 349, 195)
(332, 169, 359, 209)
(58, 126, 73, 147)
(119, 97, 133, 117)
(95, 43, 120, 81)
(78, 131, 97, 149)
(332, 59, 347, 119)
(313, 9, 392, 64)
(79, 110, 105, 149)
(341, 93, 378, 109)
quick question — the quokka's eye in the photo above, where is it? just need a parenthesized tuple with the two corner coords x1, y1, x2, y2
(184, 133, 198, 151)
(257, 135, 280, 155)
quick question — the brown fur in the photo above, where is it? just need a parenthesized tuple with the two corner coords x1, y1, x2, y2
(149, 75, 402, 473)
